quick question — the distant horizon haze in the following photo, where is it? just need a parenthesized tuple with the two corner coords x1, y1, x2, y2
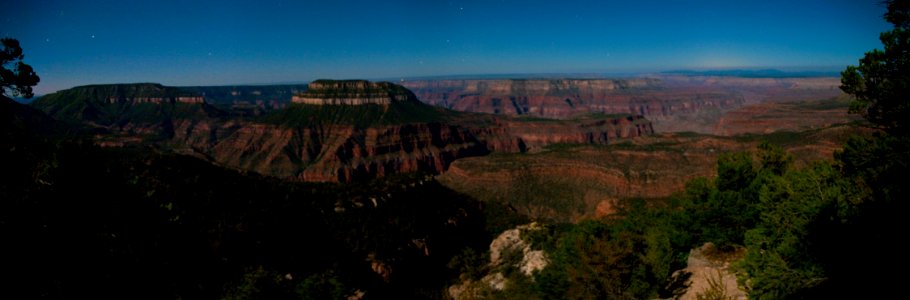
(2, 0, 890, 95)
(12, 67, 843, 100)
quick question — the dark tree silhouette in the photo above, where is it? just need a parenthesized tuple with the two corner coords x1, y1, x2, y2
(1, 37, 40, 98)
(840, 0, 910, 134)
(829, 1, 910, 298)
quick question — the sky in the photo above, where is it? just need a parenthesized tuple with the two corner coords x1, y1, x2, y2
(1, 0, 892, 95)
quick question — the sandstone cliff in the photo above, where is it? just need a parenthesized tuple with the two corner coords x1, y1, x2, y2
(167, 112, 652, 182)
(171, 121, 488, 182)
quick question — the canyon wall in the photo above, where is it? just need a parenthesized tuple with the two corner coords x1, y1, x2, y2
(171, 121, 488, 182)
(166, 115, 653, 182)
(466, 115, 654, 152)
(402, 77, 843, 134)
(34, 81, 654, 183)
(402, 78, 661, 117)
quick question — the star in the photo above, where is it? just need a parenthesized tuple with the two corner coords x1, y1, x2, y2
(91, 34, 95, 39)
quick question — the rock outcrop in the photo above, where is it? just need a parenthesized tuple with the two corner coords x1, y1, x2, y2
(449, 224, 548, 299)
(488, 225, 548, 276)
(676, 243, 747, 300)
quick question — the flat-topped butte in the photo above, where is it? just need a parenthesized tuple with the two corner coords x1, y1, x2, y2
(291, 79, 418, 105)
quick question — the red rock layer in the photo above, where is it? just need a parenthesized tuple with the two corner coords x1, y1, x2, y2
(401, 77, 844, 134)
(147, 113, 652, 183)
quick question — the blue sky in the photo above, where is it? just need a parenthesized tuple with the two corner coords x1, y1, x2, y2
(1, 0, 891, 95)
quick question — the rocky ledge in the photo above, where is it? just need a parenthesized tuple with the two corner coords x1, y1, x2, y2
(291, 79, 418, 105)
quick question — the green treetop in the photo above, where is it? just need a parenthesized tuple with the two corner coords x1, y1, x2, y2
(841, 0, 910, 135)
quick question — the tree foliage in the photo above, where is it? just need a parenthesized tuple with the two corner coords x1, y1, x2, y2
(825, 2, 910, 296)
(738, 163, 855, 298)
(841, 0, 910, 134)
(680, 143, 792, 249)
(729, 3, 910, 296)
(489, 198, 693, 300)
(0, 37, 40, 98)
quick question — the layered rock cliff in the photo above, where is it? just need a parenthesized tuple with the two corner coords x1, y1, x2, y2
(402, 77, 843, 134)
(402, 78, 661, 117)
(465, 115, 654, 152)
(291, 79, 418, 105)
(32, 81, 654, 183)
(170, 121, 488, 182)
(168, 112, 652, 182)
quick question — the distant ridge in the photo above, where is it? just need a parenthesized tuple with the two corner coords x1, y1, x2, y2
(390, 72, 642, 81)
(29, 83, 222, 126)
(661, 69, 839, 78)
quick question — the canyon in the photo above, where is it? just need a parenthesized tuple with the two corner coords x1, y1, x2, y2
(402, 76, 845, 134)
(439, 95, 863, 222)
(12, 74, 868, 298)
(409, 76, 861, 222)
(31, 80, 652, 183)
(439, 122, 867, 222)
(27, 76, 857, 204)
